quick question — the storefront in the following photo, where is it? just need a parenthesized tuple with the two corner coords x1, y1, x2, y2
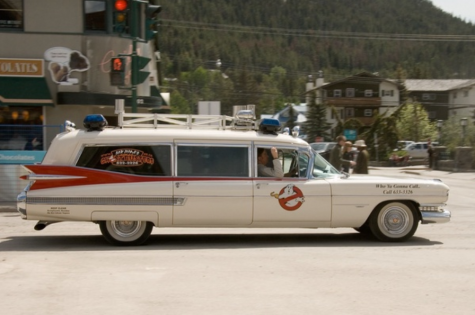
(0, 1, 168, 204)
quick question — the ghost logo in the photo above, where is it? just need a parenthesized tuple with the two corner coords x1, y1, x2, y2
(270, 184, 305, 211)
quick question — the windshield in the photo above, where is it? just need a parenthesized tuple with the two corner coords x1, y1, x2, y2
(310, 143, 327, 151)
(312, 151, 341, 178)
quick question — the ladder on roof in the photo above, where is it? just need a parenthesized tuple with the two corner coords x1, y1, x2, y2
(115, 100, 256, 130)
(117, 111, 258, 130)
(118, 112, 232, 129)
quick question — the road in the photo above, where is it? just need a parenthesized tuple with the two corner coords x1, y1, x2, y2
(0, 167, 474, 315)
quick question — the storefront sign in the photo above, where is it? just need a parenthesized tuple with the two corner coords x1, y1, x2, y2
(0, 151, 46, 164)
(344, 129, 357, 141)
(0, 58, 44, 77)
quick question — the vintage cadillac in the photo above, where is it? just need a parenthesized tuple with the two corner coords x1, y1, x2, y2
(17, 109, 450, 245)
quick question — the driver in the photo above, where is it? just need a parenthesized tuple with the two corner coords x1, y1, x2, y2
(257, 147, 284, 177)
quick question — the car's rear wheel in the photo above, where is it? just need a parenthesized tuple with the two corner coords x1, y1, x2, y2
(369, 202, 418, 242)
(99, 220, 153, 246)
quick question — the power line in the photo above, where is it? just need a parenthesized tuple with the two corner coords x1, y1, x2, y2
(162, 19, 475, 42)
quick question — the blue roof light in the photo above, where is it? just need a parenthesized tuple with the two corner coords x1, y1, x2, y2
(259, 118, 281, 134)
(84, 114, 108, 131)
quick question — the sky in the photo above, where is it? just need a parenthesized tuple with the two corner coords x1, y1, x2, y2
(431, 0, 475, 23)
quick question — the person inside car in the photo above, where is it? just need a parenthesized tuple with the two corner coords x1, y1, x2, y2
(257, 147, 284, 177)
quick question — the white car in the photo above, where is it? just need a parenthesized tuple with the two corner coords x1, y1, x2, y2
(402, 142, 436, 159)
(16, 109, 450, 245)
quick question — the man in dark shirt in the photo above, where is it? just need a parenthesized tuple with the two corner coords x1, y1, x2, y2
(353, 140, 369, 174)
(329, 135, 355, 171)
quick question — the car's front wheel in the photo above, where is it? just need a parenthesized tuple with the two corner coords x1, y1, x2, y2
(99, 220, 153, 246)
(369, 202, 419, 242)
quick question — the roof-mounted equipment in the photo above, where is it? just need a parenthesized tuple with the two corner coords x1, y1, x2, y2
(232, 109, 256, 129)
(64, 120, 76, 132)
(84, 114, 108, 132)
(259, 118, 281, 134)
(292, 125, 300, 137)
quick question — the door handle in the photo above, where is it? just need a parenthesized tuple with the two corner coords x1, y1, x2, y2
(175, 182, 188, 188)
(256, 183, 269, 189)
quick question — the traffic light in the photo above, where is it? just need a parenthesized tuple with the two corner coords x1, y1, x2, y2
(113, 0, 129, 33)
(142, 4, 161, 41)
(132, 55, 151, 85)
(110, 57, 126, 86)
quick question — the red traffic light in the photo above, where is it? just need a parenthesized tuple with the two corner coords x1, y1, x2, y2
(114, 0, 128, 11)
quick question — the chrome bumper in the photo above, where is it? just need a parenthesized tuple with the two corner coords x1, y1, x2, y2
(17, 191, 27, 219)
(421, 209, 451, 224)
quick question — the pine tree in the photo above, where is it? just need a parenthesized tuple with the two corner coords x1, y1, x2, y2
(304, 92, 331, 142)
(396, 102, 437, 142)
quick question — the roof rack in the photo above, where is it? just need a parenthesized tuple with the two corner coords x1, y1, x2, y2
(118, 112, 239, 130)
(117, 109, 260, 130)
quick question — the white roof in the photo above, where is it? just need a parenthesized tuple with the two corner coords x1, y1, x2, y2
(404, 79, 472, 91)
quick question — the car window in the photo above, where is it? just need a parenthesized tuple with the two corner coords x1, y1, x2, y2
(76, 145, 172, 176)
(312, 152, 340, 177)
(177, 145, 249, 177)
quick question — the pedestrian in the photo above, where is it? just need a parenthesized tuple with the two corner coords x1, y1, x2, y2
(427, 139, 434, 169)
(353, 140, 369, 174)
(341, 141, 354, 173)
(329, 135, 355, 172)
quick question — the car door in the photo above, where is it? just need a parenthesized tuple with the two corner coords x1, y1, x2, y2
(172, 141, 253, 226)
(253, 146, 332, 223)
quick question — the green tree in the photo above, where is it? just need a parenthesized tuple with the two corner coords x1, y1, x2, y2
(304, 93, 331, 142)
(396, 102, 437, 142)
(438, 116, 475, 152)
(362, 113, 399, 161)
(285, 104, 298, 130)
(170, 90, 192, 114)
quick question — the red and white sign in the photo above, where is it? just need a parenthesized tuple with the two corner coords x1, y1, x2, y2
(271, 184, 305, 211)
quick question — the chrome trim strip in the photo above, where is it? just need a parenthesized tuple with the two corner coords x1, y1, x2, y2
(421, 209, 451, 224)
(26, 175, 86, 180)
(26, 197, 186, 206)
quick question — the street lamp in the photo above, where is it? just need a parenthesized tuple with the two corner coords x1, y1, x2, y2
(460, 117, 468, 146)
(437, 120, 443, 144)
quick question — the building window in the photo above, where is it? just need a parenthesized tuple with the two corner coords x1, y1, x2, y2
(428, 111, 436, 119)
(364, 109, 373, 117)
(333, 89, 342, 97)
(85, 0, 107, 31)
(364, 90, 373, 97)
(345, 108, 354, 118)
(0, 107, 45, 150)
(346, 88, 355, 97)
(423, 93, 436, 100)
(0, 0, 23, 29)
(382, 90, 394, 97)
(464, 91, 469, 97)
(453, 92, 457, 99)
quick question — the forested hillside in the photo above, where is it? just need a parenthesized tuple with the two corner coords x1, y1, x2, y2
(155, 0, 475, 115)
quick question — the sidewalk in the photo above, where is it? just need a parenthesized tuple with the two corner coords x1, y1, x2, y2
(369, 165, 475, 180)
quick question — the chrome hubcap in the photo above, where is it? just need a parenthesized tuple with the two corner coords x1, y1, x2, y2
(110, 221, 142, 238)
(380, 206, 410, 235)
